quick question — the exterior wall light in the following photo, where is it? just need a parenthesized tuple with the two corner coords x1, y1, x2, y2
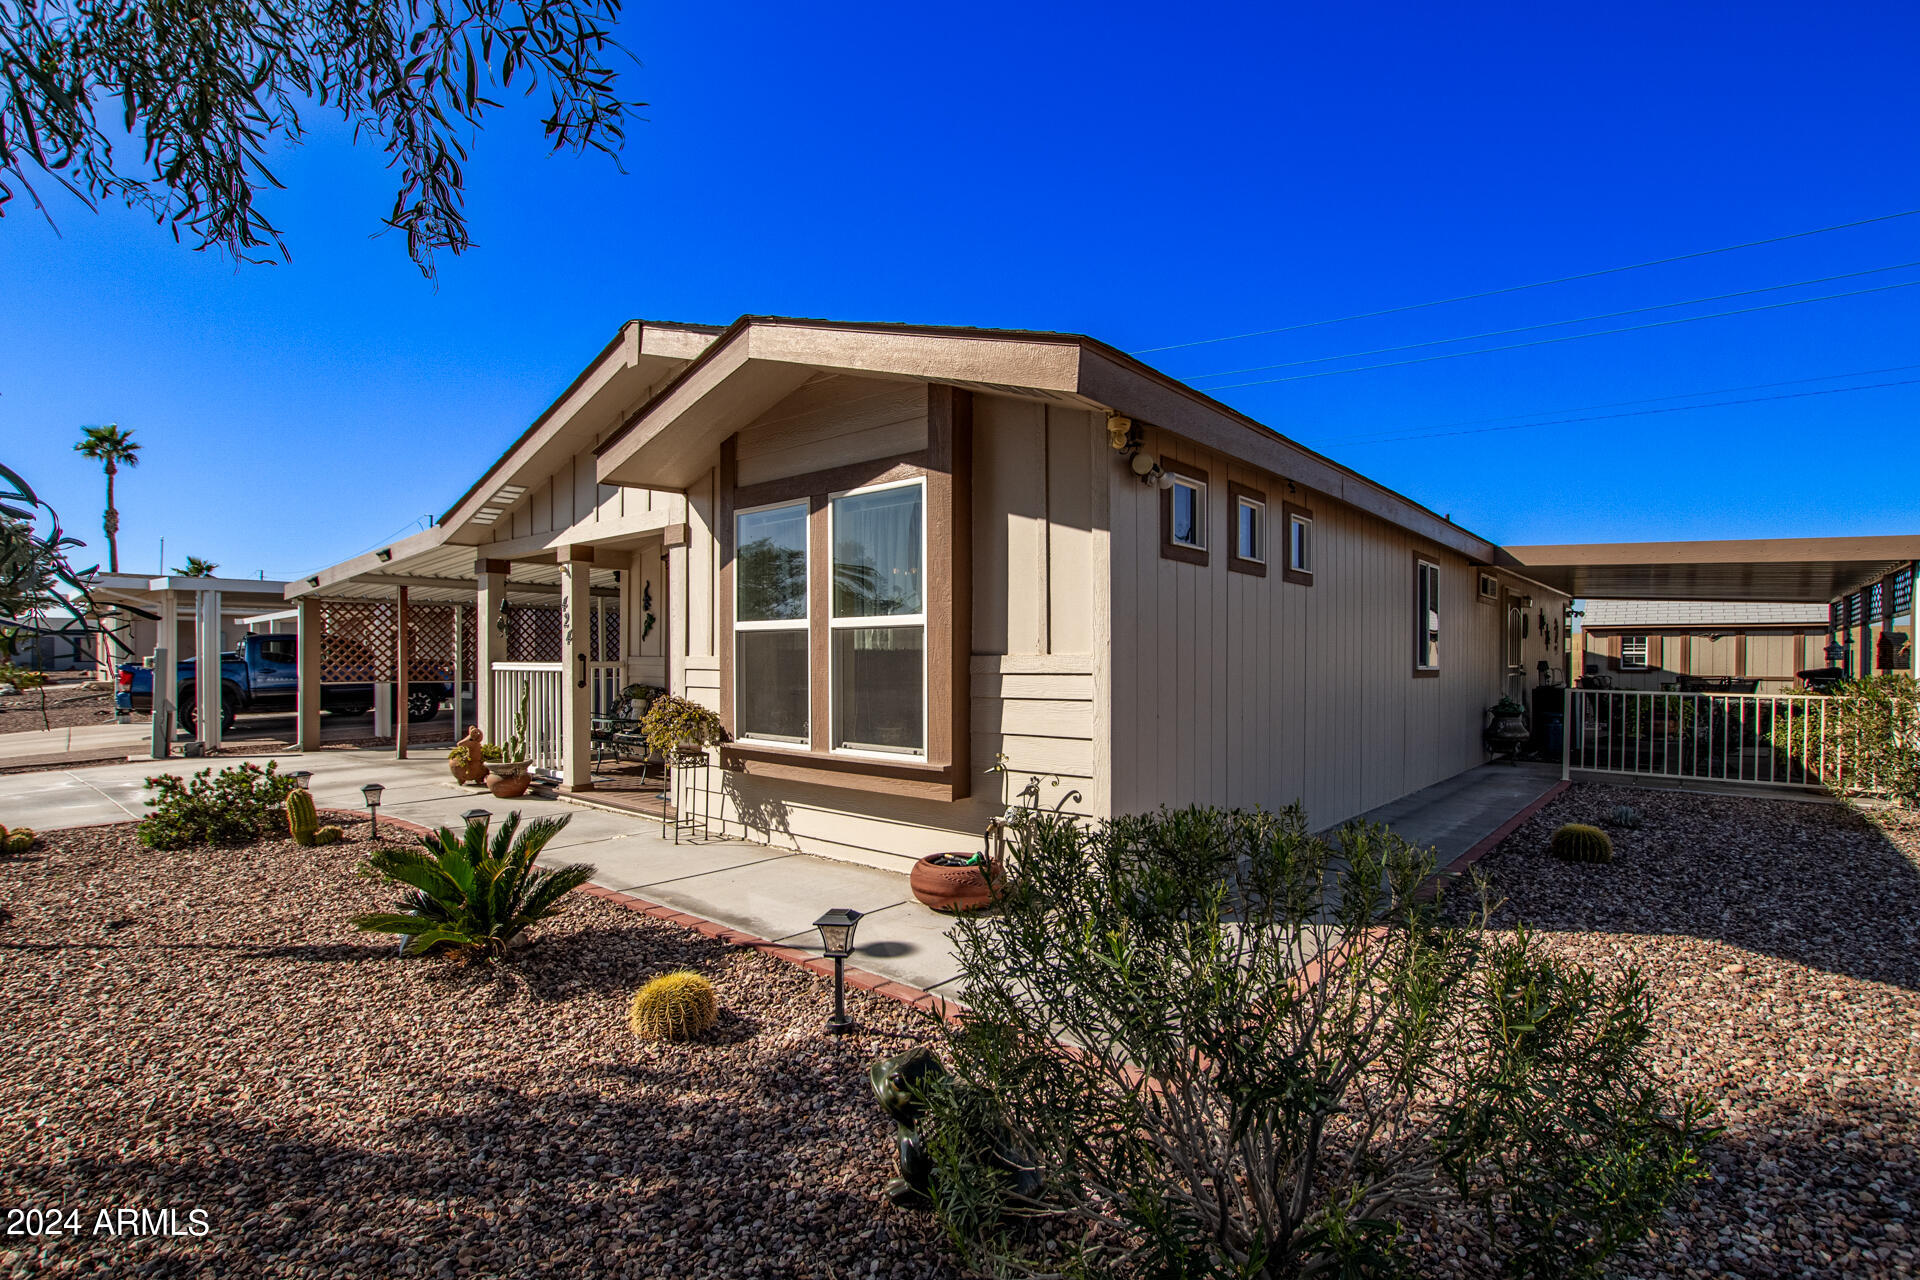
(361, 783, 385, 835)
(812, 908, 864, 1034)
(375, 549, 393, 563)
(1129, 451, 1157, 478)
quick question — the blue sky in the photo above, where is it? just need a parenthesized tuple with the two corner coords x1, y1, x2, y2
(3, 0, 1916, 581)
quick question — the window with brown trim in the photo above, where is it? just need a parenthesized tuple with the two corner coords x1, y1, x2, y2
(1281, 501, 1313, 586)
(1227, 481, 1266, 577)
(1477, 571, 1499, 603)
(1160, 460, 1209, 566)
(1620, 635, 1650, 670)
(1414, 555, 1440, 675)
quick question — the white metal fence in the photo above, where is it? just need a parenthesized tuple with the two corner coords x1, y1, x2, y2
(1565, 688, 1838, 790)
(490, 662, 565, 773)
(590, 661, 624, 717)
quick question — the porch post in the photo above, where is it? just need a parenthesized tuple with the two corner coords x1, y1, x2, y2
(558, 545, 594, 792)
(296, 597, 322, 751)
(476, 559, 508, 742)
(152, 588, 177, 758)
(395, 585, 411, 760)
(195, 587, 222, 749)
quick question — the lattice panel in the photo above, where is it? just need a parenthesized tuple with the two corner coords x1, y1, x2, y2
(461, 604, 478, 679)
(507, 605, 563, 663)
(405, 604, 473, 682)
(589, 604, 620, 662)
(318, 599, 395, 684)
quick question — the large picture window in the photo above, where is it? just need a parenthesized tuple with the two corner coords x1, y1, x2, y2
(734, 501, 809, 743)
(830, 480, 926, 755)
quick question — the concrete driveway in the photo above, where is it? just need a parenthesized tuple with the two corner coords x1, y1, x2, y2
(0, 748, 965, 998)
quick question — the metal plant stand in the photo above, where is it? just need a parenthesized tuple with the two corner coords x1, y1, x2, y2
(664, 747, 716, 844)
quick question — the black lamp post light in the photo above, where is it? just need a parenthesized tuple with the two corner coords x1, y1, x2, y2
(361, 783, 385, 836)
(286, 770, 312, 790)
(461, 808, 492, 836)
(813, 907, 864, 1034)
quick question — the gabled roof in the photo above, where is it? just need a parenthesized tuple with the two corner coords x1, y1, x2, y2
(592, 315, 1503, 564)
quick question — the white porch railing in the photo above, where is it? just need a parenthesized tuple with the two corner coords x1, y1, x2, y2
(1565, 689, 1833, 790)
(491, 662, 564, 773)
(590, 661, 625, 717)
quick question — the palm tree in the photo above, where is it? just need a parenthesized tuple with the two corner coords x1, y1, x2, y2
(73, 424, 140, 573)
(173, 557, 219, 577)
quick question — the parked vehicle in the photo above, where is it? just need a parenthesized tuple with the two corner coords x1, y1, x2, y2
(116, 633, 451, 733)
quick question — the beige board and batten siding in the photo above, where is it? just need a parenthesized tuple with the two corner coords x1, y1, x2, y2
(1106, 423, 1554, 831)
(675, 378, 1107, 872)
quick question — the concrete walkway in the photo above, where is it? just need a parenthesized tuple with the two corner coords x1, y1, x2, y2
(0, 747, 968, 997)
(1337, 761, 1563, 865)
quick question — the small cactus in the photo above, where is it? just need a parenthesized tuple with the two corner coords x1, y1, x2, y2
(629, 971, 720, 1041)
(313, 825, 344, 846)
(1604, 804, 1644, 830)
(285, 790, 320, 846)
(1549, 822, 1613, 864)
(1, 824, 34, 855)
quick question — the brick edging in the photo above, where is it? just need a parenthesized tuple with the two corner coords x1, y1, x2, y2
(576, 883, 963, 1024)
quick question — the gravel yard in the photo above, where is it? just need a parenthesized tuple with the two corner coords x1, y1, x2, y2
(1461, 783, 1920, 1279)
(0, 675, 122, 734)
(0, 823, 957, 1280)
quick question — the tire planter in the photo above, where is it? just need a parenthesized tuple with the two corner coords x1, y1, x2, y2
(487, 762, 532, 799)
(910, 854, 1002, 913)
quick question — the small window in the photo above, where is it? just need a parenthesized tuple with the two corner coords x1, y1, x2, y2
(1414, 557, 1441, 674)
(1620, 635, 1649, 670)
(1236, 498, 1264, 561)
(1227, 482, 1267, 575)
(1478, 572, 1499, 603)
(1281, 501, 1314, 585)
(1170, 478, 1205, 549)
(1159, 461, 1210, 565)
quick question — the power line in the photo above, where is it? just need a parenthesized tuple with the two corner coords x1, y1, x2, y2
(1202, 277, 1920, 390)
(1131, 206, 1920, 355)
(1317, 361, 1920, 443)
(1185, 260, 1920, 383)
(1320, 376, 1920, 449)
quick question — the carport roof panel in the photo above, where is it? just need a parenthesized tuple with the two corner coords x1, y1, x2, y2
(1500, 536, 1920, 603)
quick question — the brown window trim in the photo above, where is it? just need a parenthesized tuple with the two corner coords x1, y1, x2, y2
(1476, 570, 1499, 604)
(1160, 459, 1209, 566)
(717, 386, 971, 803)
(1281, 501, 1313, 587)
(1226, 481, 1267, 577)
(1412, 551, 1440, 677)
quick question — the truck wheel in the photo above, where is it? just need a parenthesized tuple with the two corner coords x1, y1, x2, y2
(406, 691, 442, 722)
(178, 687, 237, 735)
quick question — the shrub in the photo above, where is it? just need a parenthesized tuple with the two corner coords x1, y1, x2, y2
(921, 807, 1709, 1279)
(352, 811, 593, 958)
(1810, 673, 1919, 806)
(1550, 822, 1614, 863)
(1604, 804, 1645, 830)
(138, 761, 300, 850)
(628, 971, 720, 1040)
(639, 694, 726, 756)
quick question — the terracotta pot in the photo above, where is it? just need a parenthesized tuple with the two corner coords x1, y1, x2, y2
(449, 756, 490, 785)
(910, 854, 1002, 913)
(487, 761, 532, 799)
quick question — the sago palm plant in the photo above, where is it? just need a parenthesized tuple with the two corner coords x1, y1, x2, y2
(353, 812, 595, 957)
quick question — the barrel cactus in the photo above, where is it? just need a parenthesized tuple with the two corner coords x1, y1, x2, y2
(0, 824, 34, 854)
(1549, 822, 1613, 864)
(285, 791, 343, 847)
(629, 971, 720, 1041)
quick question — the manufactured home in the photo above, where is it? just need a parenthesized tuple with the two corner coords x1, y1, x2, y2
(281, 317, 1883, 869)
(1572, 599, 1833, 693)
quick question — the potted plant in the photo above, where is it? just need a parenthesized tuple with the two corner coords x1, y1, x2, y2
(1484, 695, 1530, 761)
(909, 753, 1044, 912)
(487, 687, 534, 799)
(639, 694, 726, 760)
(447, 725, 499, 784)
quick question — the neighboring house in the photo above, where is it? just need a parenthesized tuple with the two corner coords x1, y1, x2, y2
(288, 317, 1570, 872)
(1572, 600, 1833, 692)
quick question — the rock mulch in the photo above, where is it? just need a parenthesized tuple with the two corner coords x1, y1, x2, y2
(0, 824, 958, 1280)
(1458, 784, 1919, 1279)
(0, 676, 122, 734)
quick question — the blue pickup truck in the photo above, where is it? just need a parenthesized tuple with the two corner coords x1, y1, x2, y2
(117, 633, 450, 733)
